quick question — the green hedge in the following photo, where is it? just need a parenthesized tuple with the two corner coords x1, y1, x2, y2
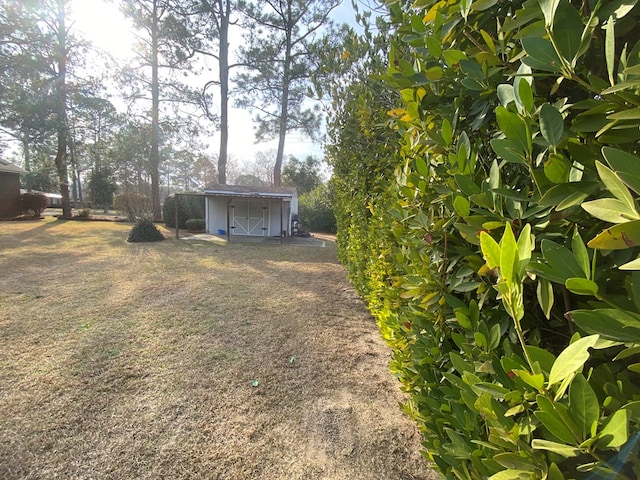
(163, 194, 205, 229)
(298, 183, 337, 233)
(329, 1, 640, 479)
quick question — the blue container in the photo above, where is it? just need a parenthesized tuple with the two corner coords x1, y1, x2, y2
(218, 229, 226, 235)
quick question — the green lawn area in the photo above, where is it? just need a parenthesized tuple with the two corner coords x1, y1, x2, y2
(0, 218, 434, 480)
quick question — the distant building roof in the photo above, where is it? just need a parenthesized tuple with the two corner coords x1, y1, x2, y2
(20, 189, 62, 199)
(0, 159, 27, 175)
(203, 184, 297, 199)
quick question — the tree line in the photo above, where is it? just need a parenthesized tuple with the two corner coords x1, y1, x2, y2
(0, 0, 340, 219)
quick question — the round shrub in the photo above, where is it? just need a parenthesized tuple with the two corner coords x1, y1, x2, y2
(185, 218, 206, 232)
(163, 194, 205, 228)
(20, 192, 48, 217)
(127, 219, 165, 243)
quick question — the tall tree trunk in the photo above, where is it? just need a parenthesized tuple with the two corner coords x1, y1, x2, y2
(274, 9, 292, 188)
(150, 0, 161, 220)
(69, 134, 78, 204)
(54, 0, 71, 219)
(22, 134, 32, 192)
(217, 0, 230, 185)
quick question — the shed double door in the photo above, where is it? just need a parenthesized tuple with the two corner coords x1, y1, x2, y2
(232, 200, 269, 236)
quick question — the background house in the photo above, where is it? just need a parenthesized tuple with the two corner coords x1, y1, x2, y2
(0, 159, 27, 218)
(204, 184, 298, 238)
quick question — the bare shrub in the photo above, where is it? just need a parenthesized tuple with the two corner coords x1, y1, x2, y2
(114, 193, 153, 222)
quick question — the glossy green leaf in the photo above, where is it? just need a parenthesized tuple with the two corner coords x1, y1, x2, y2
(488, 470, 533, 480)
(494, 452, 536, 471)
(599, 0, 640, 21)
(442, 49, 467, 65)
(571, 229, 590, 278)
(544, 153, 571, 183)
(513, 369, 545, 391)
(565, 278, 598, 296)
(442, 118, 453, 146)
(453, 195, 470, 217)
(548, 335, 599, 385)
(455, 175, 481, 196)
(450, 352, 474, 374)
(576, 13, 598, 61)
(597, 409, 628, 448)
(515, 64, 534, 114)
(620, 257, 640, 270)
(582, 198, 639, 223)
(537, 278, 554, 319)
(531, 439, 580, 457)
(552, 2, 584, 61)
(493, 452, 533, 472)
(623, 401, 640, 422)
(497, 84, 515, 107)
(490, 138, 527, 164)
(608, 107, 640, 120)
(500, 223, 518, 284)
(548, 463, 566, 480)
(538, 0, 559, 28)
(472, 382, 509, 399)
(480, 232, 501, 270)
(569, 374, 599, 441)
(602, 147, 640, 195)
(605, 16, 615, 85)
(537, 395, 580, 443)
(587, 220, 640, 250)
(522, 37, 563, 72)
(539, 182, 598, 210)
(595, 161, 636, 211)
(540, 104, 564, 147)
(495, 107, 531, 156)
(516, 223, 532, 277)
(460, 0, 472, 20)
(541, 240, 586, 282)
(571, 309, 640, 342)
(601, 79, 640, 94)
(535, 411, 577, 444)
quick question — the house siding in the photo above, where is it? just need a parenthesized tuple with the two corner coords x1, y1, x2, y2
(206, 197, 296, 237)
(0, 172, 21, 218)
(207, 197, 229, 234)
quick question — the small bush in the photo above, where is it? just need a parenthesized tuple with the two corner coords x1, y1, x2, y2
(185, 218, 206, 232)
(163, 194, 205, 228)
(75, 209, 91, 218)
(127, 219, 165, 243)
(114, 192, 153, 222)
(20, 192, 48, 217)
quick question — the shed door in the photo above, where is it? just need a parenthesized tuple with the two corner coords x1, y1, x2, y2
(232, 200, 268, 236)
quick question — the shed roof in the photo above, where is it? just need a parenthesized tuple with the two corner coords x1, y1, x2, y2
(203, 184, 297, 199)
(0, 159, 27, 175)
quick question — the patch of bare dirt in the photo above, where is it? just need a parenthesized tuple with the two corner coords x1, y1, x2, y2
(0, 219, 437, 480)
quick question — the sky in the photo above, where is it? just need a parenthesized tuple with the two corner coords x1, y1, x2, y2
(71, 0, 358, 165)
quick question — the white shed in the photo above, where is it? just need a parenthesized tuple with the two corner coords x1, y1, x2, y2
(203, 184, 298, 238)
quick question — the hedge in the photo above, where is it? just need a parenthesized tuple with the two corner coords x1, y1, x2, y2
(328, 1, 640, 478)
(163, 193, 205, 229)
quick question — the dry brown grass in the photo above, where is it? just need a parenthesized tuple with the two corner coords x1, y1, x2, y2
(0, 218, 436, 480)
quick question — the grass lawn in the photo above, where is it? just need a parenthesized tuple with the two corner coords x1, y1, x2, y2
(0, 218, 435, 480)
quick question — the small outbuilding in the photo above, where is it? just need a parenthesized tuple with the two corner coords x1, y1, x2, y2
(0, 159, 27, 219)
(204, 184, 298, 238)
